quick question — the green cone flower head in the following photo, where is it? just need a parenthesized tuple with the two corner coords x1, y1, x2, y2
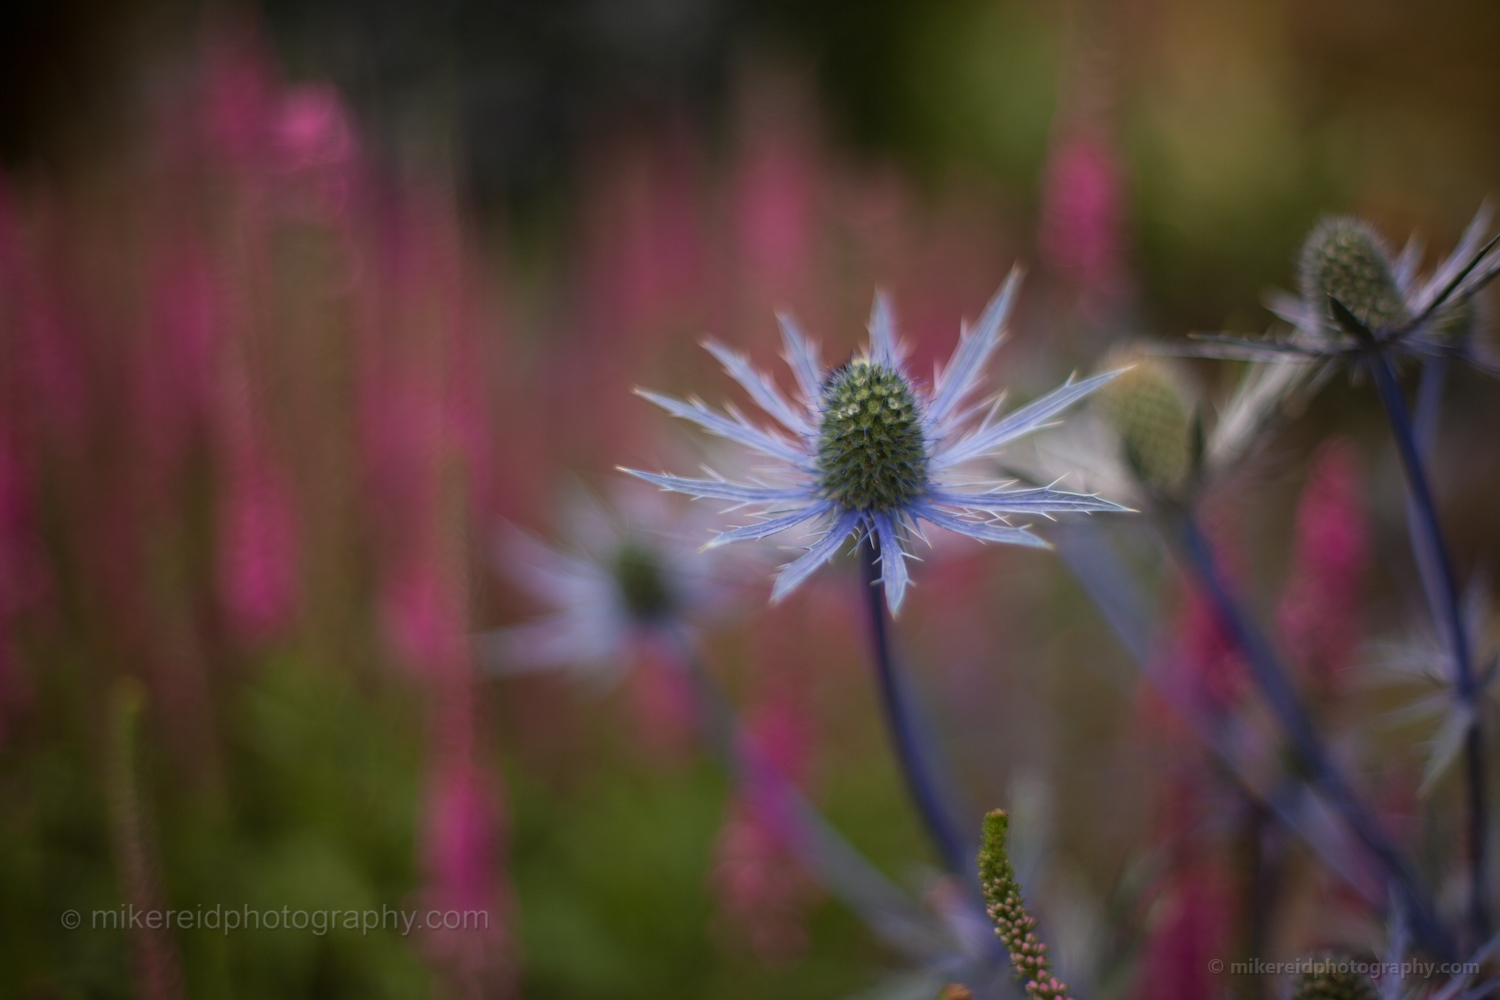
(1299, 217, 1409, 331)
(817, 360, 929, 511)
(1100, 357, 1194, 493)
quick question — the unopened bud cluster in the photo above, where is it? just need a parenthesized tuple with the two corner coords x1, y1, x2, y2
(979, 810, 1073, 1000)
(1299, 217, 1408, 332)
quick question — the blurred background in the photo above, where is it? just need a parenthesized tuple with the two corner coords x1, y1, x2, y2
(3, 0, 1500, 997)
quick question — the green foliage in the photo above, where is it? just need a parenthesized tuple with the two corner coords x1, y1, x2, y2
(818, 361, 928, 512)
(0, 649, 434, 1000)
(506, 747, 894, 1000)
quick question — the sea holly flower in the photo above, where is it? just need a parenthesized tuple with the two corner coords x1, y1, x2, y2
(1189, 207, 1500, 376)
(480, 489, 745, 684)
(624, 270, 1129, 612)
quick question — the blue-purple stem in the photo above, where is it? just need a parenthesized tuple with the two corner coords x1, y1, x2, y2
(859, 540, 974, 879)
(1176, 513, 1454, 959)
(1370, 352, 1489, 944)
(1055, 524, 1381, 906)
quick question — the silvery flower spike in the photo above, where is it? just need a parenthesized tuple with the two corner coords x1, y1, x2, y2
(623, 268, 1130, 612)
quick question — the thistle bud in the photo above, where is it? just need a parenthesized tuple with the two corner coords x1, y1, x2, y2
(1100, 358, 1195, 493)
(1290, 958, 1379, 1000)
(1298, 217, 1408, 331)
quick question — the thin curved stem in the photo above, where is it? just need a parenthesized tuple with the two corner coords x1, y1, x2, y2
(1370, 353, 1489, 944)
(1176, 513, 1454, 959)
(858, 539, 972, 878)
(1054, 523, 1382, 907)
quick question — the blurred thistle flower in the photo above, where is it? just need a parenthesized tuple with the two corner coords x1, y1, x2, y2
(1290, 956, 1379, 1000)
(1368, 578, 1498, 798)
(626, 270, 1128, 612)
(480, 489, 742, 683)
(1190, 207, 1500, 376)
(1097, 356, 1200, 499)
(1017, 351, 1199, 509)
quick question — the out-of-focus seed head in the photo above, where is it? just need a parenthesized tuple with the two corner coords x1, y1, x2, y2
(613, 540, 675, 622)
(1299, 217, 1409, 331)
(817, 360, 928, 511)
(1290, 958, 1379, 1000)
(1100, 358, 1195, 493)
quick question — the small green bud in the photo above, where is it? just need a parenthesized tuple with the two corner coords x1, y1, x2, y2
(1100, 360, 1193, 493)
(613, 541, 674, 622)
(1299, 217, 1409, 332)
(1290, 957, 1379, 1000)
(817, 360, 928, 512)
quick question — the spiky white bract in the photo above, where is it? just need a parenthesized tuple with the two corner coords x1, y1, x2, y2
(624, 268, 1129, 612)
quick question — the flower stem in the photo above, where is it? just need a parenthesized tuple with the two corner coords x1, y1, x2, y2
(106, 678, 186, 1000)
(858, 539, 972, 878)
(1369, 352, 1489, 944)
(1054, 523, 1381, 906)
(1175, 513, 1454, 959)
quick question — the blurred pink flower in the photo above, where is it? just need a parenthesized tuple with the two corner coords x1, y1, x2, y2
(418, 754, 515, 998)
(1132, 865, 1233, 1000)
(1278, 439, 1367, 696)
(624, 640, 698, 765)
(731, 71, 821, 305)
(1039, 131, 1128, 312)
(217, 443, 300, 641)
(710, 694, 822, 965)
(273, 85, 355, 172)
(1174, 584, 1247, 716)
(201, 26, 276, 173)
